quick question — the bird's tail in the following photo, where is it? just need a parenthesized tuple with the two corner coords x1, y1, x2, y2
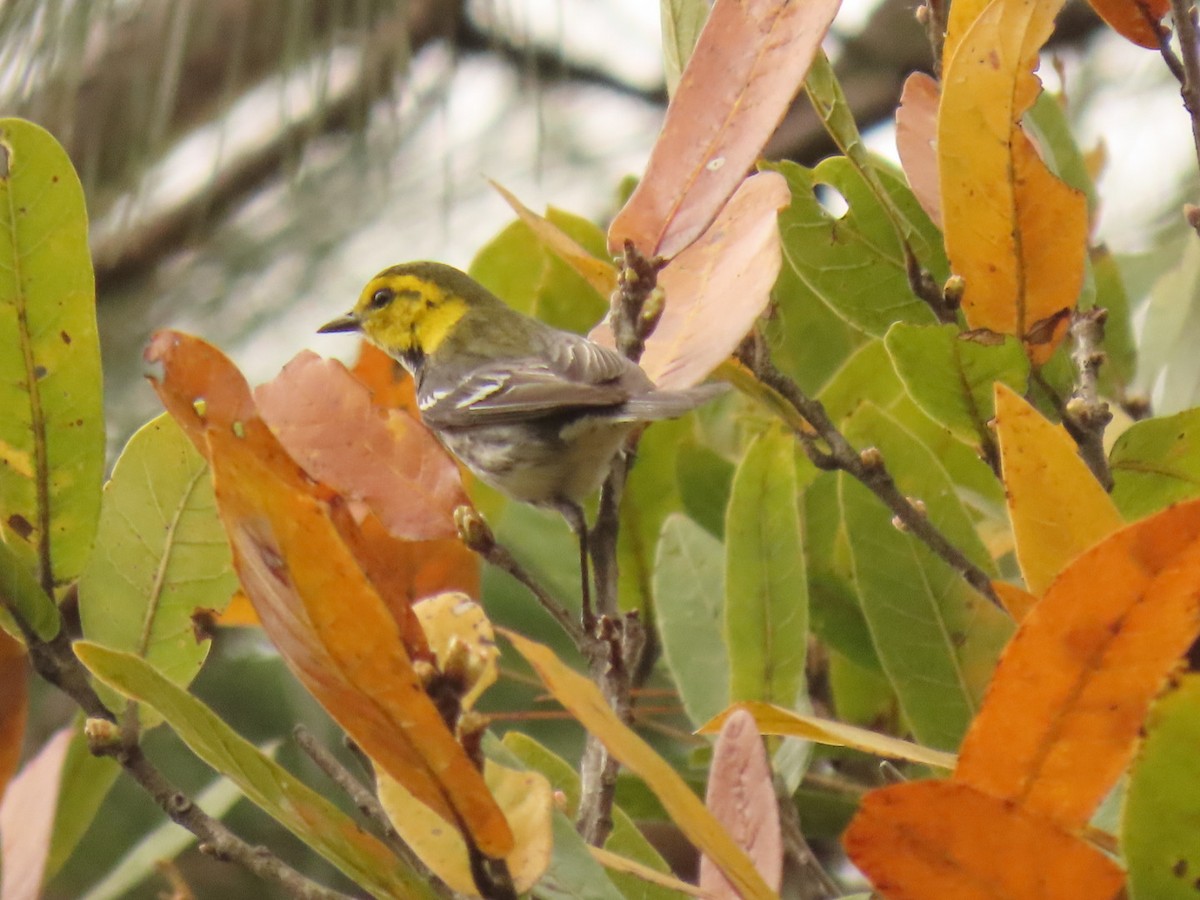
(620, 382, 728, 421)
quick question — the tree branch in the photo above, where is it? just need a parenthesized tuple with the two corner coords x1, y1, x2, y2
(1062, 309, 1114, 490)
(735, 334, 1003, 609)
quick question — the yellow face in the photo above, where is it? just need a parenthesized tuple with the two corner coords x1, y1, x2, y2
(322, 267, 468, 358)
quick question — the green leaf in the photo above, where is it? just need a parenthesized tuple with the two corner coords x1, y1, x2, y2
(1089, 246, 1136, 391)
(73, 642, 436, 900)
(79, 414, 237, 724)
(817, 340, 904, 421)
(1123, 673, 1200, 899)
(884, 323, 1029, 449)
(725, 427, 807, 707)
(654, 514, 729, 728)
(0, 538, 59, 640)
(619, 417, 688, 619)
(500, 732, 678, 900)
(767, 156, 946, 338)
(1023, 91, 1099, 218)
(837, 472, 1010, 751)
(0, 118, 104, 593)
(1136, 238, 1200, 415)
(660, 0, 708, 95)
(469, 207, 609, 334)
(81, 763, 253, 900)
(675, 440, 734, 538)
(1110, 408, 1200, 520)
(44, 726, 120, 881)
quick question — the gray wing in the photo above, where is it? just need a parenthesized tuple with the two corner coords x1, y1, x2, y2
(419, 333, 651, 428)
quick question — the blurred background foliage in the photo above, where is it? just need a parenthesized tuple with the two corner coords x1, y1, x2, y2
(4, 0, 1197, 895)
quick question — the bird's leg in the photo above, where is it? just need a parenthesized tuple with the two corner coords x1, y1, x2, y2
(555, 500, 594, 630)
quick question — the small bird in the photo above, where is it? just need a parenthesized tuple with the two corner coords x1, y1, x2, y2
(319, 261, 723, 615)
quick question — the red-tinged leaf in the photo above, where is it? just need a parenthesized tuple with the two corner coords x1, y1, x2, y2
(490, 181, 618, 299)
(939, 0, 1087, 363)
(699, 709, 782, 898)
(0, 633, 26, 805)
(608, 0, 841, 258)
(843, 780, 1124, 900)
(596, 172, 789, 390)
(955, 499, 1200, 830)
(895, 72, 941, 228)
(255, 351, 468, 541)
(1088, 0, 1169, 48)
(208, 425, 512, 858)
(0, 727, 72, 900)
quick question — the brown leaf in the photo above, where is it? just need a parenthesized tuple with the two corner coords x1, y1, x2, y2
(843, 780, 1124, 899)
(895, 72, 941, 228)
(0, 728, 72, 900)
(698, 709, 782, 898)
(608, 0, 840, 259)
(956, 498, 1200, 829)
(255, 351, 468, 541)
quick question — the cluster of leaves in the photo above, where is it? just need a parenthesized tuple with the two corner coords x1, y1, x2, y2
(4, 0, 1200, 896)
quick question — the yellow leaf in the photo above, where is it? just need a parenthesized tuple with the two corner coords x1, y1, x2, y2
(700, 702, 956, 770)
(501, 629, 776, 900)
(994, 383, 1123, 595)
(377, 760, 552, 896)
(939, 0, 1087, 363)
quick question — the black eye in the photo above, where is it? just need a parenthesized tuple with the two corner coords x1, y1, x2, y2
(369, 288, 393, 310)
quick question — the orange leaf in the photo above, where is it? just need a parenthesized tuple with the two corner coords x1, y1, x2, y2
(0, 728, 72, 900)
(255, 351, 468, 541)
(217, 590, 261, 627)
(351, 342, 419, 418)
(994, 383, 1123, 595)
(939, 0, 1087, 363)
(208, 426, 512, 857)
(895, 72, 941, 228)
(1088, 0, 1169, 49)
(991, 580, 1037, 621)
(608, 0, 840, 259)
(699, 709, 782, 898)
(955, 499, 1200, 829)
(595, 171, 789, 390)
(489, 181, 618, 298)
(843, 780, 1124, 900)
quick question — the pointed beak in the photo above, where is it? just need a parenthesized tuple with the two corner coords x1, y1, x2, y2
(318, 313, 361, 334)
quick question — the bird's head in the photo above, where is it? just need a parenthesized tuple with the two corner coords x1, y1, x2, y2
(318, 261, 489, 370)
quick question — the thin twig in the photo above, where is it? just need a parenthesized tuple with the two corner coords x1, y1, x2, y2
(1061, 309, 1114, 490)
(293, 726, 453, 896)
(454, 506, 586, 646)
(919, 0, 947, 77)
(112, 742, 354, 900)
(736, 335, 1002, 609)
(1165, 0, 1200, 182)
(776, 778, 842, 899)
